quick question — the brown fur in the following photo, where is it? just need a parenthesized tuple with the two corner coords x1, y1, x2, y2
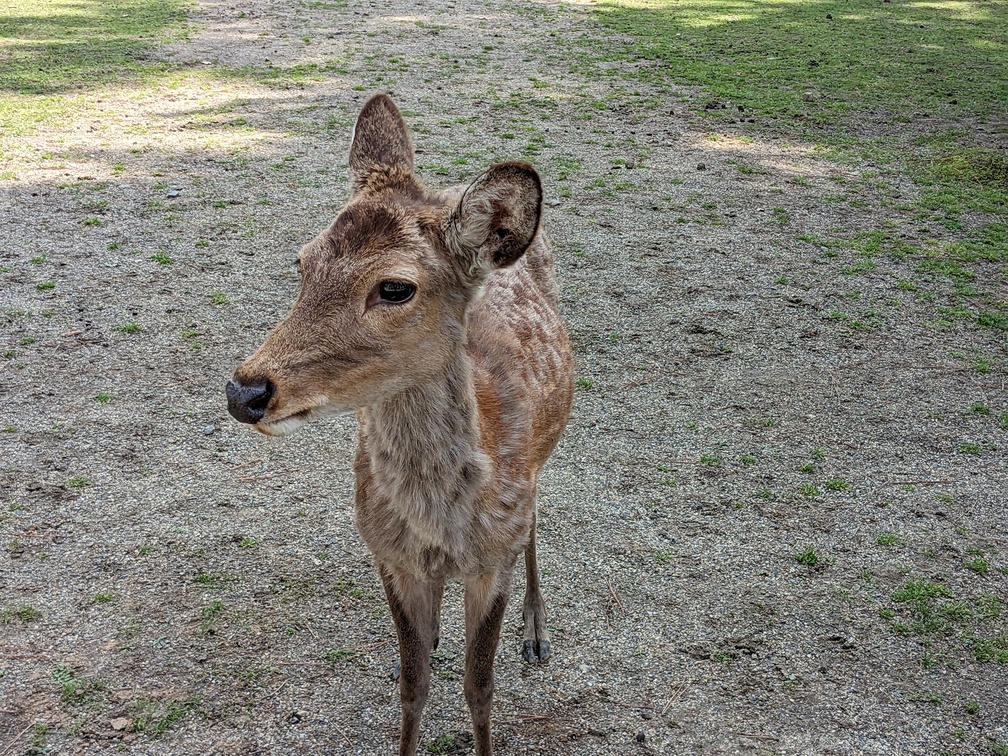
(228, 93, 574, 755)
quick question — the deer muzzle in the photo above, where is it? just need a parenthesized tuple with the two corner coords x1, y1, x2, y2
(225, 376, 275, 425)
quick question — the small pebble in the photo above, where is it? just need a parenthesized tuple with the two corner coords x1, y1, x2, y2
(166, 188, 181, 198)
(202, 425, 216, 436)
(696, 162, 707, 171)
(636, 728, 647, 743)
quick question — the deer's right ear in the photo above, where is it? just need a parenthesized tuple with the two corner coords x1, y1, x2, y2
(348, 94, 414, 192)
(449, 162, 543, 277)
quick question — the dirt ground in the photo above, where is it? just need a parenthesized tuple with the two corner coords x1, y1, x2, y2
(1, 0, 1006, 754)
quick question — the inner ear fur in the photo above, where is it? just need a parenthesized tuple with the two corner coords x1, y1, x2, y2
(348, 93, 414, 191)
(451, 162, 543, 272)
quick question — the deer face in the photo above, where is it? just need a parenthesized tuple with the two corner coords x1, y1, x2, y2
(226, 198, 466, 435)
(226, 94, 543, 436)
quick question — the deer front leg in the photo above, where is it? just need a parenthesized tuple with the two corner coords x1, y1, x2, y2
(379, 565, 436, 756)
(464, 568, 514, 756)
(521, 511, 551, 663)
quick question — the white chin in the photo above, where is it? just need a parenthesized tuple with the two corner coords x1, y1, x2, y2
(258, 414, 310, 437)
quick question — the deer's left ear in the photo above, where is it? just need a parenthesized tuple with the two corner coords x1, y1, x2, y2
(348, 93, 414, 191)
(450, 162, 543, 272)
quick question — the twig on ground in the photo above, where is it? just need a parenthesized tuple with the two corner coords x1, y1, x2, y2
(334, 723, 353, 746)
(605, 577, 626, 615)
(59, 329, 82, 337)
(731, 731, 780, 741)
(659, 684, 687, 716)
(0, 723, 35, 756)
(882, 479, 952, 487)
(229, 458, 263, 471)
(239, 472, 291, 482)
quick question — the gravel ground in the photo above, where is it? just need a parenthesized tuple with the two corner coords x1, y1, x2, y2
(1, 0, 1006, 754)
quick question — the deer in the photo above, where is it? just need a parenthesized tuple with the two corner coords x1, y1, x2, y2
(225, 93, 574, 756)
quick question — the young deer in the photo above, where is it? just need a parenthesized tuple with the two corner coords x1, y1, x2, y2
(225, 93, 574, 755)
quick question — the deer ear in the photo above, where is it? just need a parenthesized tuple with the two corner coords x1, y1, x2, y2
(348, 93, 414, 191)
(451, 162, 542, 273)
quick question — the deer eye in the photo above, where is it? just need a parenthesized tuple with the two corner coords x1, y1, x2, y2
(377, 280, 415, 304)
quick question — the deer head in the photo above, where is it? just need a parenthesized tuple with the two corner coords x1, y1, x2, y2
(226, 94, 543, 436)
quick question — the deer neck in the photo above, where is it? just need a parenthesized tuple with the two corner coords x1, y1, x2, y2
(360, 347, 491, 551)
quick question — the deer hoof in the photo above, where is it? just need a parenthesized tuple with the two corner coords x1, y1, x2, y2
(522, 638, 551, 664)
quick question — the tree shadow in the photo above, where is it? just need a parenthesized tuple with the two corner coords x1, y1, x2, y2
(0, 0, 188, 95)
(593, 0, 1008, 128)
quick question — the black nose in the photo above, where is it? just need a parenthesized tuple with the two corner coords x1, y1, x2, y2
(226, 377, 274, 424)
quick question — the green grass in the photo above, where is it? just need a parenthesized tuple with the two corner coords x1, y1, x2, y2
(595, 1, 1006, 127)
(200, 599, 224, 634)
(52, 665, 106, 705)
(795, 547, 820, 566)
(0, 0, 192, 133)
(320, 647, 357, 664)
(427, 735, 457, 754)
(1, 604, 41, 623)
(593, 1, 1008, 219)
(129, 696, 201, 734)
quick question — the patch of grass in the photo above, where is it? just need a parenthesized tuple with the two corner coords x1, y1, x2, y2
(972, 636, 1008, 664)
(1, 604, 42, 623)
(699, 454, 722, 467)
(320, 647, 357, 664)
(200, 599, 224, 634)
(210, 292, 229, 305)
(959, 442, 983, 456)
(0, 0, 191, 134)
(576, 376, 593, 389)
(824, 478, 849, 492)
(964, 557, 989, 574)
(798, 482, 820, 498)
(593, 2, 1008, 223)
(427, 735, 457, 754)
(876, 533, 899, 547)
(52, 665, 106, 705)
(908, 691, 943, 706)
(739, 454, 756, 466)
(151, 252, 173, 265)
(92, 591, 113, 603)
(119, 322, 140, 333)
(978, 310, 1008, 330)
(795, 547, 820, 567)
(66, 476, 91, 489)
(36, 281, 55, 290)
(130, 696, 201, 734)
(94, 392, 113, 404)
